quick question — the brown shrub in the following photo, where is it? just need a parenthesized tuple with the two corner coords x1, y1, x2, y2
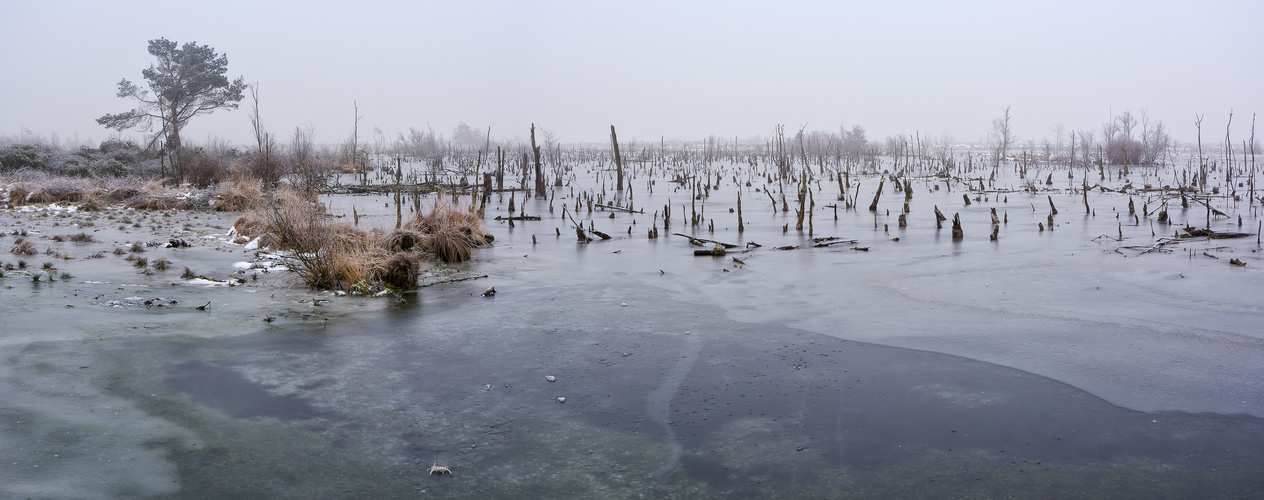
(183, 150, 226, 187)
(232, 152, 286, 186)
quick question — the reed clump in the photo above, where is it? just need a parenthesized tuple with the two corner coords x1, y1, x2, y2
(403, 198, 488, 263)
(234, 193, 486, 292)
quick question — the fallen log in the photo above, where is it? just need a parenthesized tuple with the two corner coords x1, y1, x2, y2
(694, 245, 727, 257)
(494, 215, 542, 221)
(672, 233, 738, 248)
(812, 239, 859, 248)
(419, 275, 489, 288)
(595, 203, 643, 214)
(1178, 227, 1252, 239)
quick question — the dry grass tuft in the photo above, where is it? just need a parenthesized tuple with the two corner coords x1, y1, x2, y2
(125, 198, 173, 210)
(7, 185, 30, 205)
(212, 175, 267, 212)
(232, 213, 268, 239)
(10, 239, 37, 255)
(404, 198, 486, 263)
(234, 193, 489, 291)
(374, 251, 421, 291)
(27, 186, 83, 204)
(78, 194, 105, 212)
(377, 229, 426, 252)
(103, 186, 142, 202)
(425, 227, 473, 263)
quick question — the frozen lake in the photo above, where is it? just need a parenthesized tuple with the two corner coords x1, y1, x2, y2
(4, 156, 1264, 497)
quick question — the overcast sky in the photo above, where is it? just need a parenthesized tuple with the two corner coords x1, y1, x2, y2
(2, 0, 1260, 148)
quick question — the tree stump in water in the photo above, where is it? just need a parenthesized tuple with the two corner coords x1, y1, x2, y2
(868, 180, 884, 212)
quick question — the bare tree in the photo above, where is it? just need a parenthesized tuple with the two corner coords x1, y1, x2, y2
(352, 101, 364, 185)
(1077, 130, 1096, 167)
(991, 106, 1016, 167)
(248, 84, 280, 184)
(1116, 110, 1137, 140)
(288, 125, 326, 195)
(1050, 123, 1066, 154)
(1140, 110, 1170, 165)
(451, 122, 482, 149)
(97, 38, 246, 180)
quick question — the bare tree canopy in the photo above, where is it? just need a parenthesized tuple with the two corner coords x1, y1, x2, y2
(96, 38, 246, 160)
(991, 106, 1016, 166)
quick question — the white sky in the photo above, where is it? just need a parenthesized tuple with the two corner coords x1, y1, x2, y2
(1, 0, 1260, 148)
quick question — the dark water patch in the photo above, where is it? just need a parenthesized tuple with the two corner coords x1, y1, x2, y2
(165, 360, 328, 420)
(660, 322, 1264, 495)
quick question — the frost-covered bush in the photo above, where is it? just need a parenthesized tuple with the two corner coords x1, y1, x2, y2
(0, 142, 160, 178)
(0, 145, 51, 172)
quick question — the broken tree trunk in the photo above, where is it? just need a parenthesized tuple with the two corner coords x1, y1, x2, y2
(611, 125, 624, 192)
(869, 179, 884, 212)
(531, 124, 546, 197)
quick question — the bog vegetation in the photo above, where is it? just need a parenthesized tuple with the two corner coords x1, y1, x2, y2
(2, 38, 1258, 292)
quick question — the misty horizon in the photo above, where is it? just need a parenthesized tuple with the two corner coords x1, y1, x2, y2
(2, 1, 1260, 149)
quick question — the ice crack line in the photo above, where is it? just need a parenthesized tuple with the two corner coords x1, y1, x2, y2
(647, 331, 702, 480)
